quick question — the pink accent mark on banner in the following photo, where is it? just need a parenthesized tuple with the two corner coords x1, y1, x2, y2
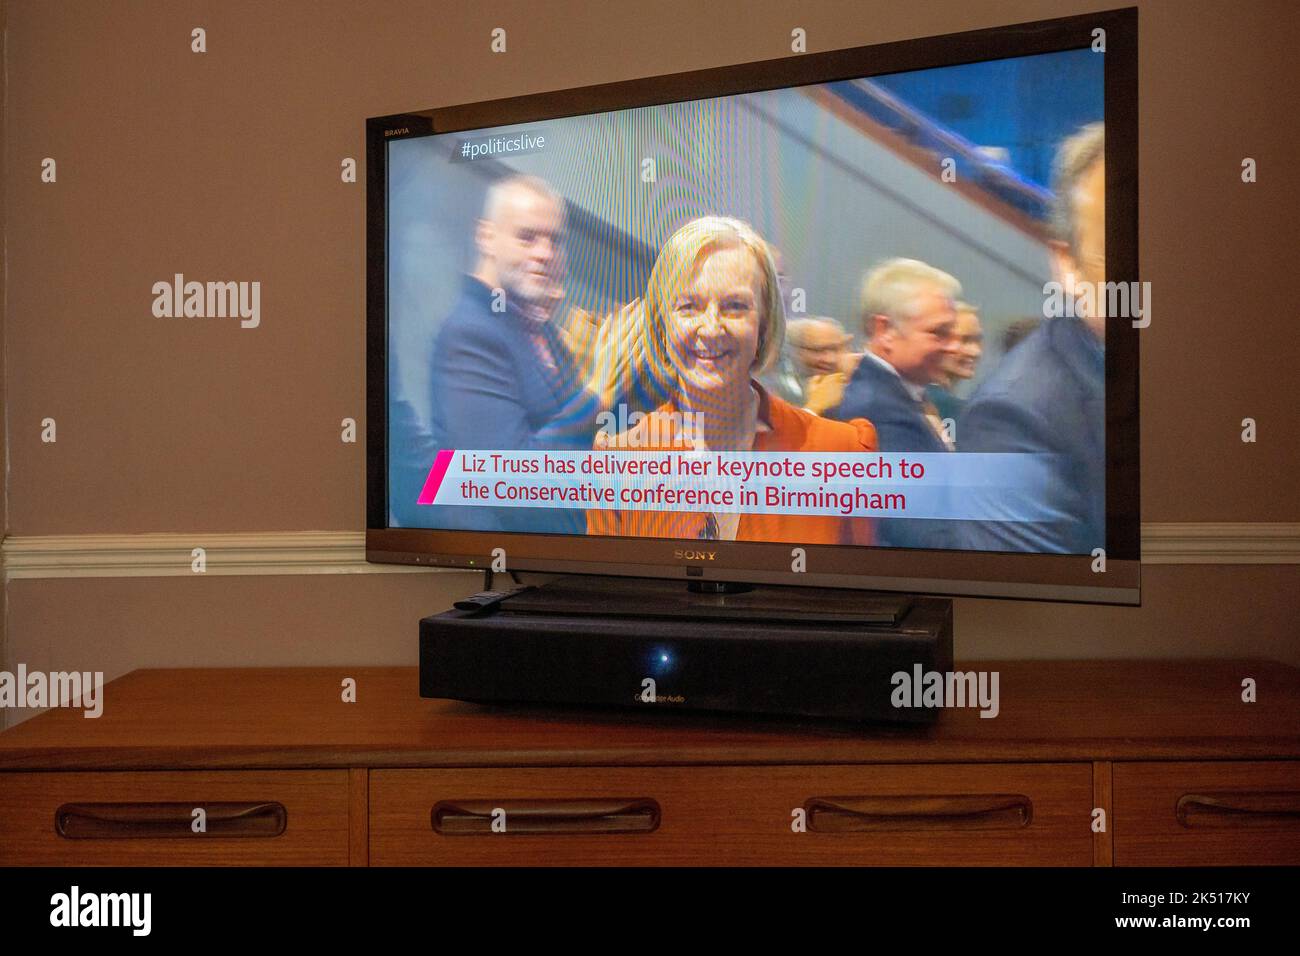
(417, 449, 456, 505)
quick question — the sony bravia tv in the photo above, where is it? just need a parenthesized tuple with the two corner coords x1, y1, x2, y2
(367, 8, 1140, 604)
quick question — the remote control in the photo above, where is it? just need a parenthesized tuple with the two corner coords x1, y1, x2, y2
(453, 585, 533, 612)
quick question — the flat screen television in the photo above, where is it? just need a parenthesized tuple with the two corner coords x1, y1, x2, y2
(367, 7, 1140, 605)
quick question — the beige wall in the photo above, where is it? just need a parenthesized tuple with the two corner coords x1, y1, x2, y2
(2, 0, 1297, 724)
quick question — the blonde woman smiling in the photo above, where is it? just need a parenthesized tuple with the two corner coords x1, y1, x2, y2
(588, 216, 878, 545)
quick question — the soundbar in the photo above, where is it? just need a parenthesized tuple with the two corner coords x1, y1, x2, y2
(420, 578, 953, 724)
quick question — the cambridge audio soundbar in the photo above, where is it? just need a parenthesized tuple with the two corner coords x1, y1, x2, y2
(419, 577, 953, 724)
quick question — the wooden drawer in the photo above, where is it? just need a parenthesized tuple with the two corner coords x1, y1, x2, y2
(0, 771, 351, 866)
(1113, 761, 1300, 866)
(371, 763, 1093, 865)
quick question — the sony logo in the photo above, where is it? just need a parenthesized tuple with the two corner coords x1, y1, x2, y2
(674, 549, 716, 561)
(384, 127, 410, 137)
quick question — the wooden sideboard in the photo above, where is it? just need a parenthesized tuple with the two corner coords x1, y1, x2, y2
(1, 660, 1298, 866)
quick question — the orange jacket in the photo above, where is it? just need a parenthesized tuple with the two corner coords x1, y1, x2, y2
(587, 386, 877, 545)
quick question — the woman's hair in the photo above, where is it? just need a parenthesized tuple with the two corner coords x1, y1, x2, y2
(643, 216, 785, 390)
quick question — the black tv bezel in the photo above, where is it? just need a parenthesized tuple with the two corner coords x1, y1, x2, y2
(366, 7, 1140, 605)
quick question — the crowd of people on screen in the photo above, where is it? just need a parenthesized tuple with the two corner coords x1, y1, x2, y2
(398, 122, 1106, 555)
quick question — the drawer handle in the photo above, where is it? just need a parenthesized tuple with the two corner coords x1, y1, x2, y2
(1176, 791, 1300, 829)
(432, 799, 660, 835)
(56, 802, 287, 839)
(806, 794, 1032, 832)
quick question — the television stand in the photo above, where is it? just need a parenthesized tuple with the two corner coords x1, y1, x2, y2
(3, 661, 1298, 865)
(505, 574, 912, 626)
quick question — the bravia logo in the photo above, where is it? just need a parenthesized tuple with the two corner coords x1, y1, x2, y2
(674, 549, 716, 561)
(384, 127, 410, 137)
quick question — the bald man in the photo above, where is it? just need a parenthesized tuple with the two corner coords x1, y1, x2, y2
(424, 174, 602, 534)
(764, 316, 853, 413)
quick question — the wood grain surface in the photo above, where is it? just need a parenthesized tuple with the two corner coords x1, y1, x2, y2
(1, 661, 1295, 770)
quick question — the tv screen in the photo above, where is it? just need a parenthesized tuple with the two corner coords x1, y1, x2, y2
(368, 9, 1140, 603)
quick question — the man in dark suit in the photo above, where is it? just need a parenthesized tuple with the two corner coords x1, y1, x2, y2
(827, 258, 962, 549)
(417, 174, 623, 534)
(958, 123, 1106, 555)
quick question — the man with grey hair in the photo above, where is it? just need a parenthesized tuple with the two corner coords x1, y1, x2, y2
(826, 257, 962, 548)
(957, 122, 1106, 554)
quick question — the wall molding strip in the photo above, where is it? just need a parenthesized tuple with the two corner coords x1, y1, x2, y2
(1, 524, 1297, 580)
